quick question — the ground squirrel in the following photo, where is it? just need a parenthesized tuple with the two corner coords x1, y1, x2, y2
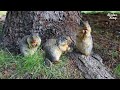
(44, 35, 72, 67)
(19, 32, 41, 56)
(76, 21, 93, 56)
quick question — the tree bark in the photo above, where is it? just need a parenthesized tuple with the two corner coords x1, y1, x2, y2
(2, 11, 115, 79)
(69, 52, 115, 79)
(3, 11, 81, 53)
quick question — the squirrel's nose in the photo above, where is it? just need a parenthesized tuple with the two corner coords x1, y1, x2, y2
(32, 40, 36, 43)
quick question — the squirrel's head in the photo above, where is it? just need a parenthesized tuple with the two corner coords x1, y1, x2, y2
(77, 21, 92, 38)
(79, 20, 91, 33)
(83, 21, 91, 33)
(57, 35, 72, 52)
(30, 32, 41, 47)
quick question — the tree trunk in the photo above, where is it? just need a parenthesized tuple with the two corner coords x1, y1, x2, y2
(3, 11, 81, 53)
(2, 11, 115, 79)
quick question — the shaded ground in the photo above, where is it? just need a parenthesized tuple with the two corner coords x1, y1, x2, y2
(83, 13, 120, 70)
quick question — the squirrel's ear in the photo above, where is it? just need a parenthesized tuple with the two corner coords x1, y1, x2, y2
(27, 37, 30, 44)
(80, 21, 84, 27)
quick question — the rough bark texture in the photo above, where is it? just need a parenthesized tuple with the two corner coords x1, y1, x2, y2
(3, 11, 81, 53)
(69, 52, 115, 79)
(2, 11, 115, 79)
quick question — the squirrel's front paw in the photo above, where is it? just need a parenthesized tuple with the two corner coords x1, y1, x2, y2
(44, 58, 53, 67)
(68, 47, 73, 52)
(52, 60, 61, 64)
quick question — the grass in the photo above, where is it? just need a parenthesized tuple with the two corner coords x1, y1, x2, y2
(0, 48, 70, 79)
(111, 51, 119, 59)
(114, 65, 120, 77)
(0, 11, 7, 16)
(81, 11, 120, 14)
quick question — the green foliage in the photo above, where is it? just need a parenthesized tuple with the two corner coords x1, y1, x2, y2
(112, 51, 120, 77)
(0, 11, 7, 16)
(111, 51, 119, 59)
(114, 64, 120, 77)
(81, 11, 120, 14)
(0, 48, 69, 79)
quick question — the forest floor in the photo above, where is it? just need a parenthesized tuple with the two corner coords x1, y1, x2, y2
(82, 13, 120, 76)
(0, 12, 120, 79)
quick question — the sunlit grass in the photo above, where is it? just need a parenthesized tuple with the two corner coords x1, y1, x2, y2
(81, 11, 120, 14)
(114, 64, 120, 77)
(0, 11, 7, 16)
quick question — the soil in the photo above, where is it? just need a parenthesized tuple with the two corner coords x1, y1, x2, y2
(82, 13, 120, 69)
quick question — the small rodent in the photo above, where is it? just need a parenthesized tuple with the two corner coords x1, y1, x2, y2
(19, 32, 41, 56)
(76, 21, 93, 56)
(44, 35, 72, 67)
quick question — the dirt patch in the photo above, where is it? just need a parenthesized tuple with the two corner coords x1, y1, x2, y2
(82, 13, 120, 69)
